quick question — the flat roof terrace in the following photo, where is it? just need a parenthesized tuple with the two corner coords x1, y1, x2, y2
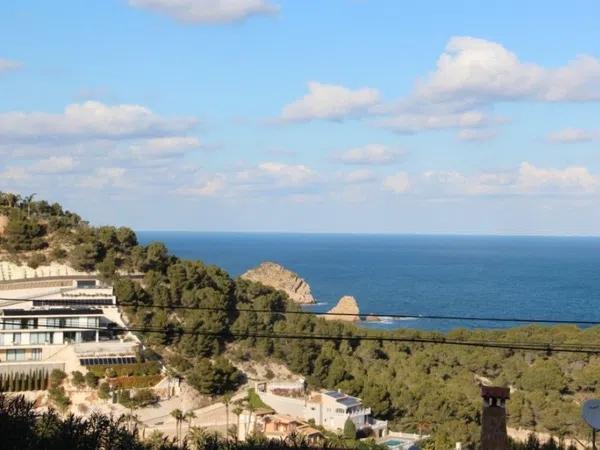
(1, 307, 103, 316)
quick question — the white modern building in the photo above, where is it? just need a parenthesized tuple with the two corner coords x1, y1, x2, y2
(0, 278, 140, 375)
(256, 380, 388, 438)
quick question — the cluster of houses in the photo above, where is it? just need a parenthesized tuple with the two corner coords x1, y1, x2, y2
(239, 380, 389, 442)
(0, 273, 400, 446)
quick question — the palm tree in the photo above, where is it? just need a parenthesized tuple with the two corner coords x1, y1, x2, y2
(170, 408, 184, 446)
(122, 412, 140, 434)
(232, 405, 243, 442)
(223, 393, 232, 441)
(24, 193, 36, 218)
(245, 403, 256, 438)
(184, 410, 196, 442)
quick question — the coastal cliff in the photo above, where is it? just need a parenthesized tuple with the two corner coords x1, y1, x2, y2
(241, 261, 316, 304)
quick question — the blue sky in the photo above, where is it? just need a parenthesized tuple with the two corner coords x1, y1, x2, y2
(2, 0, 600, 234)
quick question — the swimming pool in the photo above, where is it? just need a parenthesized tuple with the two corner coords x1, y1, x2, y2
(381, 437, 418, 449)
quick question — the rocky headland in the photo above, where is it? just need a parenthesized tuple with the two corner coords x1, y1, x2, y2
(241, 261, 316, 304)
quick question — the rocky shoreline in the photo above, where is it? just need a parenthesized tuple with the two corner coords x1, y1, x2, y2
(243, 261, 379, 322)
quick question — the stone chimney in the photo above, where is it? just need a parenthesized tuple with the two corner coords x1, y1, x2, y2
(480, 386, 510, 450)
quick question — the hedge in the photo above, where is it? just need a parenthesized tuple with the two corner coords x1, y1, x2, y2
(87, 361, 161, 378)
(0, 370, 49, 392)
(108, 375, 163, 389)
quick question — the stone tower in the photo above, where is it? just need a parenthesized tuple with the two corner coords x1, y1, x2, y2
(480, 386, 510, 450)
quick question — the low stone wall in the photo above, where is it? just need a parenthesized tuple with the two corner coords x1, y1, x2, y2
(0, 279, 72, 290)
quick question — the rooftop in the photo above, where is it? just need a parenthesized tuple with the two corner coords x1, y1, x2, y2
(1, 307, 103, 316)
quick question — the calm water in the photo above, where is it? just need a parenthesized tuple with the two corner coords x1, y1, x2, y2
(137, 232, 600, 332)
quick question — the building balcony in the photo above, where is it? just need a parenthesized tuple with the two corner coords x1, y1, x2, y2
(348, 407, 372, 417)
(74, 340, 138, 357)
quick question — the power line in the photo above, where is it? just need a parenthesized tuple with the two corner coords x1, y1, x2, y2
(3, 320, 600, 354)
(2, 297, 598, 326)
(115, 303, 600, 326)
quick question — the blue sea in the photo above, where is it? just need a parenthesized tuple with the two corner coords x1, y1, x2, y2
(137, 232, 600, 332)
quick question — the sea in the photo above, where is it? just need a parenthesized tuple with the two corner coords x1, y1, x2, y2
(137, 232, 600, 332)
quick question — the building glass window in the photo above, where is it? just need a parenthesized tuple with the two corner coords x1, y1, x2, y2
(11, 333, 21, 345)
(65, 317, 80, 328)
(30, 333, 53, 345)
(46, 318, 60, 328)
(0, 334, 3, 346)
(87, 317, 99, 328)
(3, 319, 20, 330)
(6, 349, 25, 361)
(21, 319, 36, 329)
(31, 348, 42, 360)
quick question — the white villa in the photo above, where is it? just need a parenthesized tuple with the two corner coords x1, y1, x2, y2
(0, 278, 140, 375)
(256, 380, 388, 438)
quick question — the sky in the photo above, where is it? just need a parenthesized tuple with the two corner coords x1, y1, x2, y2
(2, 0, 600, 235)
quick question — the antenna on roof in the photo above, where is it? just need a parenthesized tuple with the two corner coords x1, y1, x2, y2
(582, 399, 600, 450)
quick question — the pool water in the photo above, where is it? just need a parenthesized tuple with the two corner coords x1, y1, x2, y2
(382, 438, 416, 449)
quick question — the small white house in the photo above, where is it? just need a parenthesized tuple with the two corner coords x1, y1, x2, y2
(256, 381, 388, 437)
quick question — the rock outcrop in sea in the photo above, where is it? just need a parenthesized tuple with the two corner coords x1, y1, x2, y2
(324, 295, 361, 322)
(241, 261, 316, 304)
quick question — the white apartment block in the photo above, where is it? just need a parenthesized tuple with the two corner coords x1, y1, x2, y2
(0, 278, 139, 376)
(256, 381, 388, 438)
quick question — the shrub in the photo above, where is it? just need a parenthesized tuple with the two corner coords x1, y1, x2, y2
(27, 253, 47, 269)
(97, 382, 111, 400)
(108, 375, 163, 390)
(48, 386, 71, 412)
(49, 369, 67, 388)
(87, 362, 161, 379)
(49, 246, 67, 262)
(84, 372, 99, 388)
(117, 389, 159, 409)
(343, 418, 357, 440)
(71, 371, 85, 388)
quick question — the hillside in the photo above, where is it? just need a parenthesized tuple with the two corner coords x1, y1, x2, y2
(0, 191, 597, 448)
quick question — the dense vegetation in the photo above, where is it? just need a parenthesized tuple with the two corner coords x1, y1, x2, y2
(0, 394, 582, 450)
(1, 192, 598, 448)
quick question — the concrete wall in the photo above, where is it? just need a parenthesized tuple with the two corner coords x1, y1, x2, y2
(258, 391, 306, 417)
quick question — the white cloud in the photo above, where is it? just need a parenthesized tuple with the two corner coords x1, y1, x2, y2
(516, 162, 599, 193)
(415, 36, 600, 104)
(79, 167, 129, 189)
(129, 0, 278, 24)
(0, 167, 29, 182)
(0, 101, 197, 144)
(237, 162, 317, 187)
(457, 128, 498, 142)
(378, 110, 496, 133)
(175, 162, 320, 199)
(0, 59, 21, 74)
(281, 82, 380, 122)
(130, 136, 202, 158)
(176, 175, 226, 197)
(340, 169, 376, 184)
(374, 36, 600, 136)
(383, 172, 410, 193)
(31, 156, 78, 174)
(422, 162, 600, 196)
(547, 128, 599, 143)
(334, 144, 404, 165)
